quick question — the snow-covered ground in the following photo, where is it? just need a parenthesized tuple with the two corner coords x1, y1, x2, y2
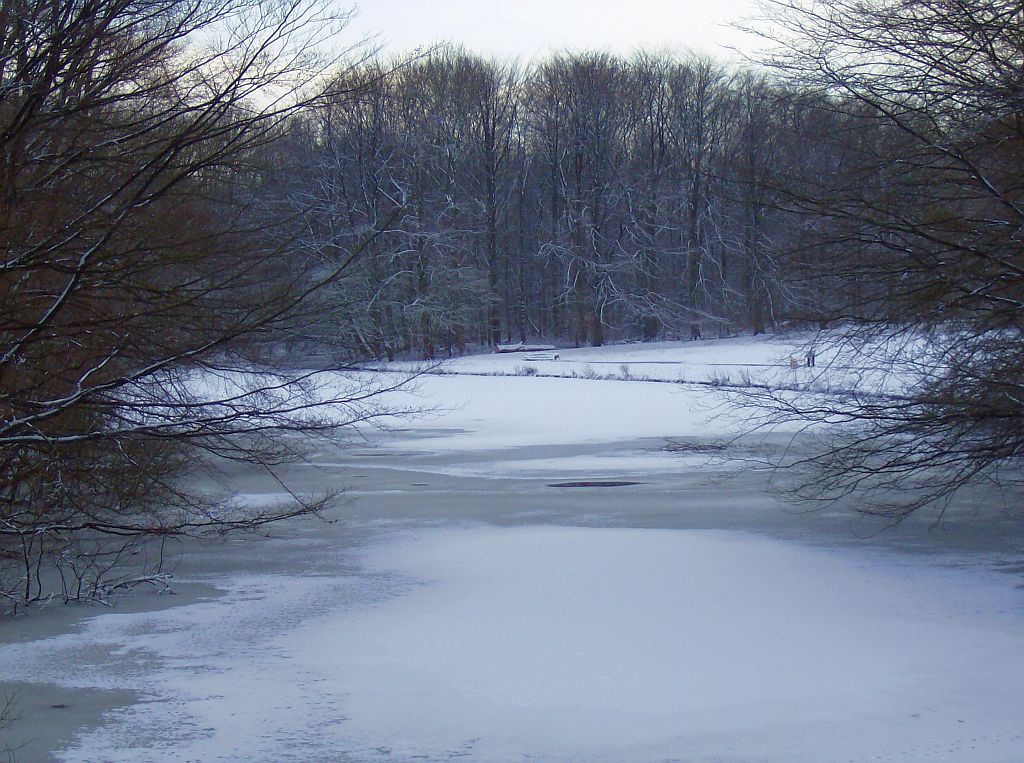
(3, 335, 1023, 763)
(382, 331, 903, 393)
(385, 333, 826, 385)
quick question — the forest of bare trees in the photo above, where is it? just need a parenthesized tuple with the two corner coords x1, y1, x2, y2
(276, 48, 842, 359)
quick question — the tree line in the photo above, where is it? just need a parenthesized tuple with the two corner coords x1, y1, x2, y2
(274, 48, 845, 359)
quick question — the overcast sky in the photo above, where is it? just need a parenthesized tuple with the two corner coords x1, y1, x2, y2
(349, 0, 763, 62)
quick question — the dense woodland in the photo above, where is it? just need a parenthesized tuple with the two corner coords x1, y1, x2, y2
(271, 49, 836, 359)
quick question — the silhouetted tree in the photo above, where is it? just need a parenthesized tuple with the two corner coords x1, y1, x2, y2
(0, 0, 401, 608)
(741, 0, 1024, 517)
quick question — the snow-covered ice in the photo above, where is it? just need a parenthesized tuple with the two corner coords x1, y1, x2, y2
(3, 335, 1023, 762)
(6, 527, 1024, 762)
(288, 527, 1024, 763)
(376, 373, 739, 452)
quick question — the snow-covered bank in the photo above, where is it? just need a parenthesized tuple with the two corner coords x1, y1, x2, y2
(363, 332, 921, 423)
(385, 331, 841, 373)
(401, 333, 827, 382)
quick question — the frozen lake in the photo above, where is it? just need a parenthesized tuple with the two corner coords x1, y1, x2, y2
(4, 338, 1024, 762)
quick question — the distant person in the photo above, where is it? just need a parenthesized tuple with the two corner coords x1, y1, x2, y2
(806, 350, 816, 368)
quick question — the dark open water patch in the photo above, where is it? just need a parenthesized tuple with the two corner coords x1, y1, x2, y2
(547, 481, 643, 488)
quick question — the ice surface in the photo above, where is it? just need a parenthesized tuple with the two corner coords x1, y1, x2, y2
(372, 373, 741, 453)
(285, 527, 1024, 763)
(7, 527, 1023, 762)
(3, 336, 1022, 762)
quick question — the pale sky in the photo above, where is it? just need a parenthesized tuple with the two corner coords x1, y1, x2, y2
(349, 0, 763, 62)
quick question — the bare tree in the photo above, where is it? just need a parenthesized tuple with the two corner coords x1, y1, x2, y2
(461, 55, 520, 346)
(667, 56, 732, 334)
(0, 0, 408, 609)
(739, 0, 1024, 517)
